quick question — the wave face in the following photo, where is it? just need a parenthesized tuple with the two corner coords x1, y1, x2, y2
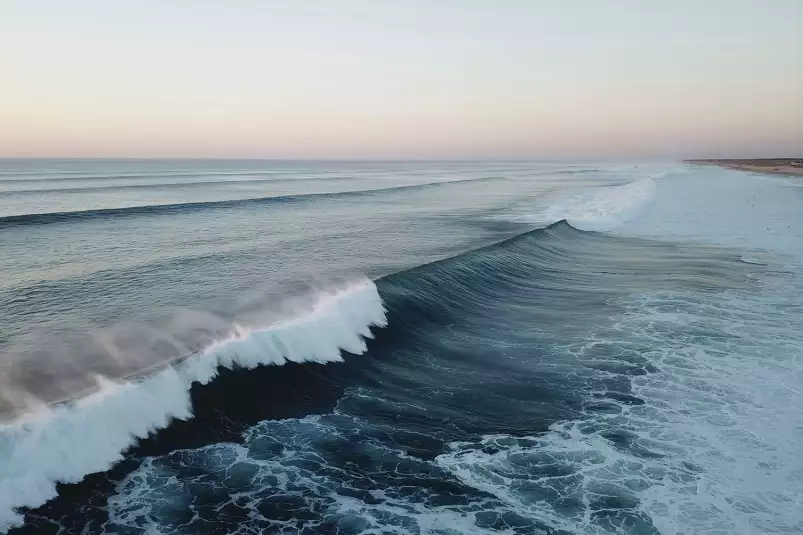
(3, 160, 802, 535)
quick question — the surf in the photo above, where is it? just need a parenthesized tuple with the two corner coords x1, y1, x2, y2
(0, 176, 664, 530)
(11, 169, 796, 535)
(71, 203, 788, 535)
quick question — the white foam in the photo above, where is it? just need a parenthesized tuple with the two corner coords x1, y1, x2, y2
(442, 165, 803, 533)
(105, 414, 522, 535)
(512, 176, 659, 232)
(618, 165, 803, 259)
(0, 280, 386, 531)
(437, 282, 803, 534)
(550, 177, 658, 232)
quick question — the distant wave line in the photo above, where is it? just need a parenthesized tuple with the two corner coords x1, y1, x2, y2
(0, 176, 371, 195)
(0, 176, 502, 229)
(0, 171, 354, 185)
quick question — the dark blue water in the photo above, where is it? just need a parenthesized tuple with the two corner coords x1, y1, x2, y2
(1, 160, 801, 534)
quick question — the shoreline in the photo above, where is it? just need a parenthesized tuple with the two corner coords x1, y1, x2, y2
(686, 158, 803, 177)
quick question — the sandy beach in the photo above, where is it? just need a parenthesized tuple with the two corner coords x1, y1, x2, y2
(687, 158, 803, 177)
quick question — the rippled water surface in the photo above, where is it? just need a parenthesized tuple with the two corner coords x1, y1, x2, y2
(1, 160, 801, 534)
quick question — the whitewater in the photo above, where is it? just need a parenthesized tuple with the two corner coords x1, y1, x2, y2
(437, 167, 803, 534)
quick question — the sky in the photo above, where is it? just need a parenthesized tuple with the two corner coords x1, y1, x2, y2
(1, 1, 801, 159)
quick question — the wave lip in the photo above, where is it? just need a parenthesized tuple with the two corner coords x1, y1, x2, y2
(0, 280, 386, 532)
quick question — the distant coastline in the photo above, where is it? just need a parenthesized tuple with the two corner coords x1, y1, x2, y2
(687, 158, 803, 177)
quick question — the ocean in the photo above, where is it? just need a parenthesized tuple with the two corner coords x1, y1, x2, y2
(0, 160, 801, 535)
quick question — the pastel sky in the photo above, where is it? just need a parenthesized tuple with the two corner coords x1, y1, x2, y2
(1, 1, 801, 159)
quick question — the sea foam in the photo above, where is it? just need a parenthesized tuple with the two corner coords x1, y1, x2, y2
(542, 177, 658, 232)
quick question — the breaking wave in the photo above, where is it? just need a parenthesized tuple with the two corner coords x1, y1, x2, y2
(0, 175, 664, 531)
(0, 281, 386, 531)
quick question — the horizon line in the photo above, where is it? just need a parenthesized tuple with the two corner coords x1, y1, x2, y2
(3, 156, 796, 163)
